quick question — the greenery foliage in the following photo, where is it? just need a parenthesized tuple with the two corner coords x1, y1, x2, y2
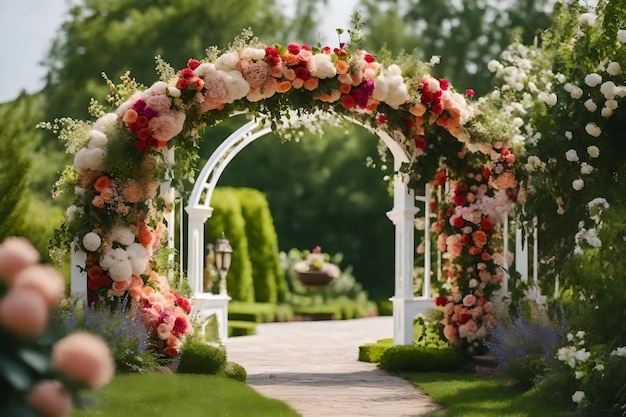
(177, 342, 227, 375)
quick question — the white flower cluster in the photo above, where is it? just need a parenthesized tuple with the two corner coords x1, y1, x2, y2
(372, 64, 410, 109)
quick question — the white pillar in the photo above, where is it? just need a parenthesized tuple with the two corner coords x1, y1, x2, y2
(184, 206, 214, 296)
(386, 172, 418, 345)
(70, 247, 87, 303)
(515, 225, 528, 282)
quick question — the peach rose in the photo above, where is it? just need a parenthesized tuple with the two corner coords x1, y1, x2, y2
(0, 237, 40, 284)
(93, 176, 111, 193)
(0, 288, 48, 337)
(99, 187, 114, 203)
(462, 294, 477, 307)
(51, 332, 115, 389)
(13, 265, 65, 308)
(108, 279, 131, 297)
(92, 195, 105, 208)
(28, 380, 74, 417)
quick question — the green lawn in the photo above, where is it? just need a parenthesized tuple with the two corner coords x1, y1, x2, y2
(72, 373, 301, 417)
(402, 372, 572, 417)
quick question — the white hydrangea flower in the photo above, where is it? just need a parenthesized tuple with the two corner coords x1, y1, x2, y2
(585, 123, 602, 137)
(605, 99, 618, 110)
(214, 51, 239, 71)
(110, 226, 136, 246)
(93, 113, 118, 133)
(572, 179, 584, 190)
(309, 53, 336, 79)
(579, 12, 596, 26)
(87, 130, 108, 149)
(429, 55, 440, 65)
(587, 145, 600, 158)
(82, 232, 102, 252)
(555, 73, 566, 83)
(580, 162, 593, 175)
(588, 197, 608, 210)
(601, 81, 617, 99)
(601, 107, 613, 118)
(584, 73, 602, 87)
(606, 61, 621, 75)
(565, 149, 579, 162)
(487, 60, 503, 73)
(584, 99, 597, 112)
(572, 391, 585, 404)
(126, 243, 148, 276)
(565, 131, 573, 140)
(99, 248, 133, 282)
(618, 30, 626, 43)
(610, 346, 626, 357)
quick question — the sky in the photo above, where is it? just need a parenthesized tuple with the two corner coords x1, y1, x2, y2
(0, 0, 360, 104)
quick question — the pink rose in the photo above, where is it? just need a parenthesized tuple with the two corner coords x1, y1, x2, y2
(100, 187, 114, 203)
(51, 332, 115, 389)
(92, 195, 105, 208)
(462, 294, 477, 307)
(108, 279, 131, 297)
(0, 288, 48, 337)
(157, 322, 172, 340)
(28, 380, 74, 417)
(483, 301, 494, 313)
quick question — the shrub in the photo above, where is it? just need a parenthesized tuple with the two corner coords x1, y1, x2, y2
(224, 361, 247, 383)
(359, 339, 393, 363)
(177, 342, 227, 375)
(228, 301, 276, 323)
(378, 346, 465, 372)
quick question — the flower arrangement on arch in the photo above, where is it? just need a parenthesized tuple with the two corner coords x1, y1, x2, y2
(46, 25, 522, 356)
(431, 148, 520, 349)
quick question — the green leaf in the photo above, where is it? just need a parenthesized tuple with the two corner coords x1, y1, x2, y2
(18, 349, 50, 374)
(0, 357, 32, 391)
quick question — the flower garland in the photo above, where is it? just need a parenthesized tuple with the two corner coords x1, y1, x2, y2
(50, 30, 521, 353)
(433, 148, 519, 349)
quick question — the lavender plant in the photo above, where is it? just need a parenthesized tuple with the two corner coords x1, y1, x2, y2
(484, 306, 569, 388)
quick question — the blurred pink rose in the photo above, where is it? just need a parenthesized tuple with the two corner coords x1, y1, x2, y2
(27, 380, 74, 417)
(13, 265, 65, 308)
(0, 236, 40, 284)
(51, 332, 115, 389)
(0, 288, 48, 337)
(462, 294, 477, 307)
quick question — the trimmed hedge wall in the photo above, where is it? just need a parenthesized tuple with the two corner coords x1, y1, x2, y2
(235, 188, 287, 303)
(205, 188, 254, 302)
(378, 345, 465, 372)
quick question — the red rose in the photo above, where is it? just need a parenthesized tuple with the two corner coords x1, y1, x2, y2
(435, 296, 449, 306)
(439, 78, 450, 90)
(465, 89, 475, 97)
(301, 44, 312, 51)
(459, 313, 472, 324)
(480, 217, 494, 232)
(377, 114, 387, 125)
(453, 194, 466, 206)
(176, 78, 190, 90)
(364, 54, 376, 63)
(482, 166, 491, 180)
(294, 65, 311, 80)
(453, 216, 465, 228)
(179, 68, 195, 80)
(341, 95, 356, 109)
(414, 136, 427, 150)
(287, 43, 301, 54)
(187, 58, 200, 70)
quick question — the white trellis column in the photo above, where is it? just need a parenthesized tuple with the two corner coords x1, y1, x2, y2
(387, 172, 419, 345)
(185, 206, 214, 295)
(70, 246, 87, 303)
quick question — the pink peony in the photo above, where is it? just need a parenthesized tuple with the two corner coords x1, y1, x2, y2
(0, 288, 49, 337)
(0, 236, 41, 284)
(27, 380, 74, 417)
(462, 294, 477, 307)
(51, 332, 115, 389)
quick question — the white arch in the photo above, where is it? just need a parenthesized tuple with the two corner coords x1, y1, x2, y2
(184, 115, 434, 344)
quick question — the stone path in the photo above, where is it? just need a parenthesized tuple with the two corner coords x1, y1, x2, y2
(225, 316, 441, 417)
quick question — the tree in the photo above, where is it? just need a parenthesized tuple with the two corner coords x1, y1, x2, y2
(0, 97, 33, 240)
(358, 0, 555, 94)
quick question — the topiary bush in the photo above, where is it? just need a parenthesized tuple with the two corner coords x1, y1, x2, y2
(177, 341, 227, 375)
(236, 188, 288, 304)
(359, 339, 393, 363)
(378, 345, 465, 372)
(228, 320, 257, 337)
(224, 361, 247, 383)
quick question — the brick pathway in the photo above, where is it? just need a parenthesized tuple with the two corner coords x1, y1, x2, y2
(225, 316, 441, 417)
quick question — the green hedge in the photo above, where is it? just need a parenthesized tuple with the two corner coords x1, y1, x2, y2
(177, 342, 227, 375)
(236, 188, 288, 303)
(228, 320, 257, 337)
(358, 338, 394, 363)
(378, 345, 465, 372)
(205, 188, 254, 302)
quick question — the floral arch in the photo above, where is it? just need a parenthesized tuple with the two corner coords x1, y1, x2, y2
(51, 30, 521, 357)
